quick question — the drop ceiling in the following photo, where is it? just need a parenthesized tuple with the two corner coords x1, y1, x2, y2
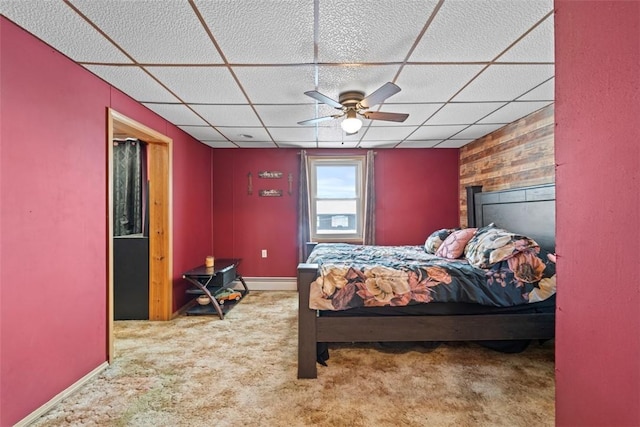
(0, 0, 554, 149)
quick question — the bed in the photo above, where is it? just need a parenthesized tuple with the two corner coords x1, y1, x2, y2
(297, 184, 556, 378)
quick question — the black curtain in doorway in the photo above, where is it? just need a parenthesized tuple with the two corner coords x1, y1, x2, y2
(113, 138, 147, 236)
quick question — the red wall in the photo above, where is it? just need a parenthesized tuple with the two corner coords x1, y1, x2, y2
(0, 18, 213, 426)
(554, 2, 640, 426)
(211, 148, 460, 277)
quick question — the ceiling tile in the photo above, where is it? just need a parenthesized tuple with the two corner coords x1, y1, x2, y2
(318, 125, 363, 143)
(359, 141, 403, 149)
(179, 126, 228, 142)
(518, 78, 554, 101)
(194, 0, 315, 64)
(425, 102, 506, 125)
(189, 105, 262, 127)
(146, 66, 246, 103)
(316, 65, 403, 102)
(317, 0, 440, 63)
(277, 142, 319, 149)
(234, 141, 279, 148)
(411, 0, 553, 62)
(69, 0, 223, 64)
(499, 14, 555, 62)
(142, 103, 208, 126)
(0, 1, 131, 63)
(435, 139, 474, 148)
(408, 125, 468, 140)
(84, 65, 179, 103)
(255, 105, 328, 128)
(370, 103, 443, 126)
(454, 124, 506, 139)
(202, 141, 238, 148)
(216, 127, 273, 143)
(453, 64, 554, 102)
(318, 141, 360, 149)
(233, 66, 316, 104)
(479, 101, 552, 125)
(360, 126, 416, 141)
(397, 140, 442, 148)
(393, 65, 485, 103)
(268, 127, 317, 142)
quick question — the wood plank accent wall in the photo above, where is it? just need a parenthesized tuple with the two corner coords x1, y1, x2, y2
(459, 104, 555, 227)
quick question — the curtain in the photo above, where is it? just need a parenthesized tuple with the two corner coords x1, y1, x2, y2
(363, 150, 376, 245)
(113, 139, 147, 236)
(298, 150, 310, 262)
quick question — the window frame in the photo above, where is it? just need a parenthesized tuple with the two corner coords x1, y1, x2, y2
(307, 155, 367, 243)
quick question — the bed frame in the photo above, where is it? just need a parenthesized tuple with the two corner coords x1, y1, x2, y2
(297, 184, 556, 378)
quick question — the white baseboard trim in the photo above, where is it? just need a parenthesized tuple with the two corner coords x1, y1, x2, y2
(16, 361, 109, 427)
(233, 276, 297, 291)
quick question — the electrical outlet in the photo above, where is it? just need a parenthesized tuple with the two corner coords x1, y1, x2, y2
(261, 249, 267, 258)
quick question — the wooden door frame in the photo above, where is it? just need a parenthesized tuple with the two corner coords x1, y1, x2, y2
(107, 108, 173, 362)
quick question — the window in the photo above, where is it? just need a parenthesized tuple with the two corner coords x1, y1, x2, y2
(308, 156, 366, 242)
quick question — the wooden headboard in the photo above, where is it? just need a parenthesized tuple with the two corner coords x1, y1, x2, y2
(469, 184, 556, 252)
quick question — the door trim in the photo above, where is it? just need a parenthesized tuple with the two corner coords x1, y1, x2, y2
(107, 108, 173, 362)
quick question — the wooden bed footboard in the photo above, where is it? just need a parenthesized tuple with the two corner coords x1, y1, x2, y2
(297, 262, 555, 379)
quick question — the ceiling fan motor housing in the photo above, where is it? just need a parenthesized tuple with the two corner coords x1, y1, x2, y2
(338, 91, 365, 110)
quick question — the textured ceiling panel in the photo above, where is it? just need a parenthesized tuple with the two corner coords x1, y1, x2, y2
(454, 124, 506, 139)
(370, 103, 442, 126)
(411, 0, 552, 62)
(499, 15, 554, 62)
(189, 105, 262, 127)
(216, 127, 273, 144)
(268, 128, 317, 142)
(361, 126, 416, 141)
(518, 78, 554, 101)
(317, 0, 440, 63)
(194, 0, 315, 64)
(84, 65, 179, 103)
(0, 1, 131, 63)
(179, 126, 228, 142)
(146, 66, 246, 104)
(69, 0, 222, 64)
(453, 64, 555, 102)
(254, 105, 323, 128)
(2, 0, 555, 149)
(393, 65, 485, 103)
(408, 125, 468, 140)
(142, 103, 208, 126)
(478, 101, 552, 125)
(234, 66, 316, 104)
(316, 65, 400, 100)
(425, 102, 506, 125)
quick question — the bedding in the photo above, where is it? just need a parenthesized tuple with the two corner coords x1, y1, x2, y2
(307, 241, 555, 312)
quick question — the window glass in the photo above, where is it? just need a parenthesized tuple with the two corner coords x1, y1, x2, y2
(309, 156, 365, 241)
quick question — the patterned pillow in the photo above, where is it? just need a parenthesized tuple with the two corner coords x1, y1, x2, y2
(464, 224, 540, 269)
(424, 228, 458, 254)
(435, 228, 477, 259)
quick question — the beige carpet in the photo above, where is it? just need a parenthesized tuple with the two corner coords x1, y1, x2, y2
(33, 291, 555, 427)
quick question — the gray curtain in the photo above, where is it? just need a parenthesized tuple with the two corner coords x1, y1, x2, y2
(298, 150, 310, 262)
(363, 150, 376, 245)
(113, 139, 146, 236)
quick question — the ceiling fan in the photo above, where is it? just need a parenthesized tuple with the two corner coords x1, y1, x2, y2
(298, 82, 409, 134)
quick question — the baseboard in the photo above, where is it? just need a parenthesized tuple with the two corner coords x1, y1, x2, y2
(233, 276, 297, 291)
(15, 361, 109, 427)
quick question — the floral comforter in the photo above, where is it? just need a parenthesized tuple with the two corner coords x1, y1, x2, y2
(307, 243, 556, 311)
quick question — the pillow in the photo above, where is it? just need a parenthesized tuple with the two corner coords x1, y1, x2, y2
(424, 228, 458, 254)
(464, 224, 540, 269)
(435, 228, 477, 259)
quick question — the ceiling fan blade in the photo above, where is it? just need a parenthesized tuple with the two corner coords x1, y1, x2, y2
(362, 111, 409, 122)
(359, 82, 401, 109)
(303, 90, 343, 109)
(297, 115, 338, 126)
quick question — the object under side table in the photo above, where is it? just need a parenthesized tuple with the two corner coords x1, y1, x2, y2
(182, 258, 249, 319)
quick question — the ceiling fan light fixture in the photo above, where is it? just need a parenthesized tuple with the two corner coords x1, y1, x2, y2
(341, 110, 362, 133)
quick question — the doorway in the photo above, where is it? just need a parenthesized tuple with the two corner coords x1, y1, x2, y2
(107, 108, 173, 362)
